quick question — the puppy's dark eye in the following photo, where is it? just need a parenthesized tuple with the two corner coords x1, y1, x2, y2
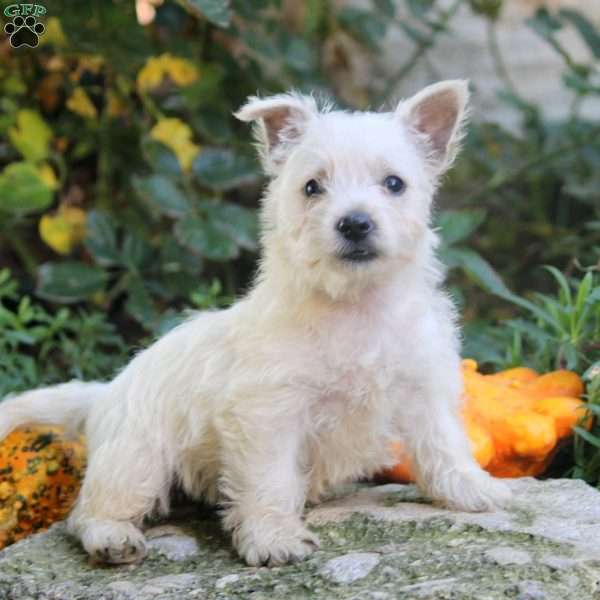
(383, 175, 406, 194)
(304, 179, 323, 197)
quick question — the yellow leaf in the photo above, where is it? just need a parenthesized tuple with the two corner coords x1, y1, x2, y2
(164, 55, 198, 87)
(39, 206, 87, 255)
(77, 55, 104, 74)
(137, 56, 164, 92)
(150, 118, 201, 172)
(137, 53, 198, 92)
(106, 91, 128, 119)
(39, 17, 68, 47)
(38, 164, 59, 191)
(8, 110, 53, 163)
(66, 88, 98, 120)
(71, 55, 105, 83)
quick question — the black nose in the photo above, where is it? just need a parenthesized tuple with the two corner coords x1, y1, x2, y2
(336, 212, 374, 242)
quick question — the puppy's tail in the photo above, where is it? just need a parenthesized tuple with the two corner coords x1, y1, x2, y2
(0, 381, 106, 439)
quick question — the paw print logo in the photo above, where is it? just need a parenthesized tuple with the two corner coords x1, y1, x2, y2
(4, 15, 45, 48)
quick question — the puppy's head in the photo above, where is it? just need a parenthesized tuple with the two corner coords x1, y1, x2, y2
(235, 81, 469, 300)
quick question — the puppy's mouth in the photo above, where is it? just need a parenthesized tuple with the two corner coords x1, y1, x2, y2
(338, 246, 378, 263)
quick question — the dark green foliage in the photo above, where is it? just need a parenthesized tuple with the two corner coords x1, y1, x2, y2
(0, 0, 599, 481)
(0, 270, 127, 396)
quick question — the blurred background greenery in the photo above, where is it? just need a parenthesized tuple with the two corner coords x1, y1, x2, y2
(0, 1, 598, 477)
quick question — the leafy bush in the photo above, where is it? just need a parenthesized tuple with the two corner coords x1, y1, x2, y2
(443, 6, 600, 311)
(0, 269, 127, 396)
(572, 363, 600, 483)
(7, 0, 580, 338)
(464, 268, 600, 372)
(0, 0, 599, 479)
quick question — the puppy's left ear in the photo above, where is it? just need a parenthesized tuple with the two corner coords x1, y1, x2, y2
(397, 80, 470, 174)
(234, 93, 317, 175)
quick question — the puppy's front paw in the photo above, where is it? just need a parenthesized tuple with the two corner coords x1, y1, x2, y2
(80, 519, 147, 565)
(233, 518, 320, 567)
(430, 469, 512, 512)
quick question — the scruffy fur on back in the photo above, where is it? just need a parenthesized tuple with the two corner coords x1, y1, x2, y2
(0, 80, 511, 566)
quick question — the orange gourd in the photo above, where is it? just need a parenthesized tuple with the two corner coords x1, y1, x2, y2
(383, 360, 588, 482)
(0, 426, 85, 549)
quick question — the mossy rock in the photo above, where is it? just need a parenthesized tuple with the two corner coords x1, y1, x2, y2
(1, 478, 600, 599)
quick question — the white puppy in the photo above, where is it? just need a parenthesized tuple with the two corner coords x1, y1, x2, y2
(0, 80, 511, 567)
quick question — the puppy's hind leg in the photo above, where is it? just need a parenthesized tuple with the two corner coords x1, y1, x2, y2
(67, 435, 171, 564)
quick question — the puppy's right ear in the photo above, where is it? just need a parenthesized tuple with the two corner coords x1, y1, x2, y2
(234, 93, 317, 175)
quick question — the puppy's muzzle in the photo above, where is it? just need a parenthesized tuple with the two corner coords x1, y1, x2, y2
(336, 211, 378, 262)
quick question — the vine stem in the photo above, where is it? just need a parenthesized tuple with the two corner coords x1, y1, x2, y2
(486, 19, 523, 102)
(95, 70, 113, 211)
(463, 125, 600, 203)
(5, 229, 38, 279)
(377, 0, 464, 105)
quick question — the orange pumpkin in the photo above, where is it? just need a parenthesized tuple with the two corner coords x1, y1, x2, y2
(0, 426, 85, 549)
(383, 360, 588, 482)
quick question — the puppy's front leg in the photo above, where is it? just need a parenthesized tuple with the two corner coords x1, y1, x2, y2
(217, 402, 319, 566)
(401, 376, 512, 512)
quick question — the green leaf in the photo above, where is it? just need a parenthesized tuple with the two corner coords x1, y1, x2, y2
(399, 22, 431, 45)
(575, 271, 593, 315)
(581, 403, 600, 416)
(160, 236, 203, 275)
(405, 0, 434, 17)
(583, 361, 600, 383)
(283, 37, 316, 72)
(192, 148, 259, 191)
(543, 265, 572, 307)
(50, 0, 152, 72)
(526, 8, 568, 59)
(559, 9, 600, 59)
(240, 29, 279, 59)
(193, 111, 234, 144)
(304, 0, 329, 35)
(0, 162, 54, 216)
(506, 318, 552, 350)
(574, 426, 600, 450)
(174, 216, 204, 254)
(132, 174, 191, 218)
(184, 0, 231, 27)
(561, 343, 579, 370)
(37, 262, 108, 303)
(181, 65, 226, 111)
(373, 0, 395, 18)
(442, 247, 512, 297)
(8, 110, 53, 163)
(462, 323, 508, 367)
(85, 211, 119, 266)
(563, 69, 599, 95)
(195, 220, 239, 261)
(338, 8, 386, 50)
(205, 202, 259, 251)
(174, 215, 238, 261)
(141, 138, 182, 178)
(468, 0, 503, 20)
(499, 293, 563, 337)
(121, 233, 153, 271)
(125, 276, 158, 328)
(436, 209, 487, 246)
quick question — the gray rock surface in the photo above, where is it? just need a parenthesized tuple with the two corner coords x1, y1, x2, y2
(2, 478, 600, 599)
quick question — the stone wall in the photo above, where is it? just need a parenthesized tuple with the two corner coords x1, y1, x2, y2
(337, 0, 600, 128)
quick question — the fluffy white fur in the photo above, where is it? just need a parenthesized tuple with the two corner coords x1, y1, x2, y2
(0, 80, 511, 567)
